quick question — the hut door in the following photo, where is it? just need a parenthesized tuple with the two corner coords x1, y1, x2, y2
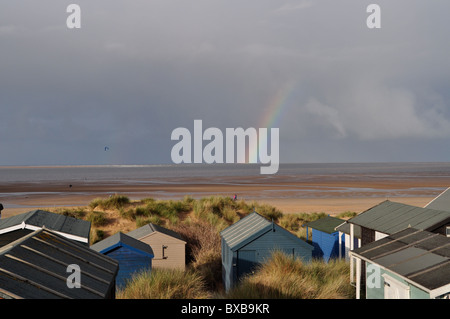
(237, 250, 257, 278)
(382, 274, 410, 299)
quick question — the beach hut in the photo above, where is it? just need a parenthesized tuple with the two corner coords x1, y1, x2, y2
(350, 227, 450, 299)
(127, 223, 186, 270)
(0, 227, 118, 299)
(345, 200, 450, 287)
(305, 216, 346, 262)
(346, 200, 450, 247)
(0, 209, 91, 247)
(91, 232, 154, 288)
(335, 221, 361, 261)
(220, 212, 313, 291)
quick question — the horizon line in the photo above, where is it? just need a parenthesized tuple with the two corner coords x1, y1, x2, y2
(1, 161, 450, 169)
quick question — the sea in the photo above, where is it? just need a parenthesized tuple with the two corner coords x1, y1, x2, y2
(1, 162, 450, 205)
(1, 162, 450, 183)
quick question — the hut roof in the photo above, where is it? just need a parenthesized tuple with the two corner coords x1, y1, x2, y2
(127, 223, 185, 243)
(221, 212, 312, 251)
(425, 187, 450, 211)
(305, 216, 345, 234)
(0, 209, 91, 244)
(347, 200, 450, 235)
(350, 227, 450, 295)
(90, 232, 154, 257)
(0, 228, 118, 299)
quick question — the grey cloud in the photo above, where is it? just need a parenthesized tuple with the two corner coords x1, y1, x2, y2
(1, 0, 450, 165)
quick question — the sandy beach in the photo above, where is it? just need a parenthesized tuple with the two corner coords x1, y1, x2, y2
(1, 170, 448, 218)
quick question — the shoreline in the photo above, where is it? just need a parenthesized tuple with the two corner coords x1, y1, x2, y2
(0, 176, 444, 218)
(0, 195, 435, 219)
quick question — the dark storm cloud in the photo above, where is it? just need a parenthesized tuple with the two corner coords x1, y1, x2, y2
(1, 0, 450, 165)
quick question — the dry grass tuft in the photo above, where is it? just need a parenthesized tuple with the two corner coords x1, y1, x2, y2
(224, 251, 355, 299)
(116, 268, 211, 299)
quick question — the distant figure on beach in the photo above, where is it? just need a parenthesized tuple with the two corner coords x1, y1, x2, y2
(0, 203, 3, 219)
(233, 194, 237, 201)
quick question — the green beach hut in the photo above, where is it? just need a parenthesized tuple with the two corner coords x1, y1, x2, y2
(350, 227, 450, 299)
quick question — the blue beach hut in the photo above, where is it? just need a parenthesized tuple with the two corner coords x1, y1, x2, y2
(305, 216, 346, 262)
(220, 212, 313, 291)
(91, 232, 154, 288)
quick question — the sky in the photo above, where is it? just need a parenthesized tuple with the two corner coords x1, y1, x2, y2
(1, 0, 450, 166)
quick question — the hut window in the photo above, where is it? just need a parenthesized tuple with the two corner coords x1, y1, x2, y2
(162, 245, 168, 259)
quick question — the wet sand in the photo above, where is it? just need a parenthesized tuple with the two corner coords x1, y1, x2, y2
(0, 172, 447, 218)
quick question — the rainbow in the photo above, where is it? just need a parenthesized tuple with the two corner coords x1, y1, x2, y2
(249, 81, 295, 163)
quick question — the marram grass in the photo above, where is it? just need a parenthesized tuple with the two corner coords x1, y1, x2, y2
(224, 251, 355, 299)
(54, 195, 356, 299)
(117, 268, 211, 299)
